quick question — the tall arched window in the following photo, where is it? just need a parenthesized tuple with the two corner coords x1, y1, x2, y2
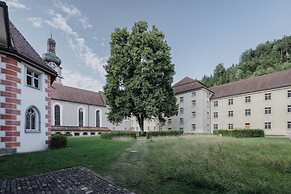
(54, 105, 60, 126)
(25, 106, 40, 132)
(79, 108, 84, 127)
(96, 110, 100, 127)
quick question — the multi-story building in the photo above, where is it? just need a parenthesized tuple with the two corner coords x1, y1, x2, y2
(132, 77, 212, 133)
(0, 2, 57, 154)
(210, 70, 291, 136)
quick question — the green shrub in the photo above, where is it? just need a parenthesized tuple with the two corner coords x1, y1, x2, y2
(100, 131, 137, 139)
(49, 135, 67, 149)
(213, 129, 265, 138)
(146, 130, 183, 139)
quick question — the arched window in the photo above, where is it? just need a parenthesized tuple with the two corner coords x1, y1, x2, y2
(54, 105, 60, 126)
(79, 108, 84, 127)
(96, 110, 100, 127)
(25, 106, 40, 132)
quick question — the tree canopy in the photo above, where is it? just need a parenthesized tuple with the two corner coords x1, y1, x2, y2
(202, 36, 291, 87)
(104, 21, 178, 132)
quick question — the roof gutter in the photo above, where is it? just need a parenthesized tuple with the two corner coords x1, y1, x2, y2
(0, 49, 57, 84)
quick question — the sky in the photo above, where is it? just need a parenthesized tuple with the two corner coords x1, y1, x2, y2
(3, 0, 291, 91)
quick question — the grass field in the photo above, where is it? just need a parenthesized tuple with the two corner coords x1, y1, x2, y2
(0, 137, 134, 179)
(1, 136, 291, 193)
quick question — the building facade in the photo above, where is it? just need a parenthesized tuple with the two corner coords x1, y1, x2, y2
(0, 2, 57, 154)
(210, 70, 291, 136)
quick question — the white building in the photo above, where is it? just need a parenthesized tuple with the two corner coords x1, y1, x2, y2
(210, 70, 291, 136)
(0, 2, 57, 154)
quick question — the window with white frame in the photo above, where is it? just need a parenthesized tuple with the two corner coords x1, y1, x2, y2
(214, 124, 218, 130)
(288, 121, 291, 129)
(228, 99, 233, 105)
(25, 106, 40, 133)
(179, 107, 184, 114)
(264, 122, 271, 129)
(179, 118, 184, 125)
(265, 93, 271, 100)
(228, 124, 234, 129)
(214, 101, 218, 107)
(228, 111, 233, 117)
(245, 96, 251, 103)
(26, 68, 40, 89)
(54, 105, 60, 126)
(192, 111, 196, 118)
(288, 90, 291, 98)
(179, 96, 184, 103)
(79, 107, 84, 127)
(192, 91, 196, 97)
(288, 105, 291, 113)
(192, 100, 196, 106)
(265, 107, 271, 114)
(191, 124, 196, 130)
(245, 109, 251, 116)
(96, 110, 100, 127)
(213, 112, 218, 118)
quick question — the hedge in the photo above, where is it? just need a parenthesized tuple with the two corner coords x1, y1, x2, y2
(146, 130, 183, 139)
(49, 134, 67, 149)
(213, 129, 265, 138)
(100, 131, 137, 139)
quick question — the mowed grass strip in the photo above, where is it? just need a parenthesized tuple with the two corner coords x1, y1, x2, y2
(0, 137, 134, 179)
(107, 135, 291, 194)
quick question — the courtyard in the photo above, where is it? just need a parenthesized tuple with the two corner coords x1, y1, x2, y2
(1, 135, 291, 193)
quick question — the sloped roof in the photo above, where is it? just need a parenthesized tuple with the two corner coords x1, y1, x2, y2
(173, 77, 210, 94)
(51, 83, 106, 107)
(210, 69, 291, 99)
(0, 2, 56, 79)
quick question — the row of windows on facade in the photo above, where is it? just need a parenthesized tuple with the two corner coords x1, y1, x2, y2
(179, 91, 197, 103)
(213, 105, 291, 118)
(53, 105, 101, 127)
(213, 91, 291, 107)
(213, 122, 291, 130)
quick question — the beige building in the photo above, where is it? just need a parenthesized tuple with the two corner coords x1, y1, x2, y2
(210, 70, 291, 136)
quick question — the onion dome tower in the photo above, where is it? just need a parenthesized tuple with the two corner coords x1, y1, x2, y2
(43, 35, 63, 83)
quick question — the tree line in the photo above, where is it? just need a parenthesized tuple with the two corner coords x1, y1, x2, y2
(201, 36, 291, 87)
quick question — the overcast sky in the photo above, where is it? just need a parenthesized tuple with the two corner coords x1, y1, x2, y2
(4, 0, 291, 91)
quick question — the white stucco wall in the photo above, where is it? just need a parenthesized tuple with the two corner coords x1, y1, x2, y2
(211, 86, 291, 136)
(17, 63, 48, 153)
(51, 100, 131, 130)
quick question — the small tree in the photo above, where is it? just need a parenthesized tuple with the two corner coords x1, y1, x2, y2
(104, 21, 178, 132)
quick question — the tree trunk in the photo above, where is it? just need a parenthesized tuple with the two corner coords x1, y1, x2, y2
(137, 114, 144, 134)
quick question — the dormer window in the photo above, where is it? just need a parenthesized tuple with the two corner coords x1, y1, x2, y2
(0, 3, 9, 48)
(26, 68, 40, 89)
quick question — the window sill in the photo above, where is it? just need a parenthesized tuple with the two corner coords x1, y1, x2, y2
(25, 130, 41, 133)
(25, 84, 41, 90)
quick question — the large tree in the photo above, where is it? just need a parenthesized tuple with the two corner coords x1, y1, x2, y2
(104, 21, 177, 132)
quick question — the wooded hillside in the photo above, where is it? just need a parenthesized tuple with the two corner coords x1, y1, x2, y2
(201, 36, 291, 87)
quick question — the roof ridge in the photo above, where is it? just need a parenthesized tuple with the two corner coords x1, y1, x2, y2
(173, 77, 196, 87)
(58, 83, 100, 94)
(210, 69, 291, 89)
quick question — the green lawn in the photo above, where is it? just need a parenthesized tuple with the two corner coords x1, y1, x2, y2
(0, 137, 134, 179)
(106, 136, 291, 194)
(1, 136, 291, 194)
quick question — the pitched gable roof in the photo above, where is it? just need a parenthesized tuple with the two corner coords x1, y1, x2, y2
(51, 83, 106, 107)
(0, 2, 57, 80)
(210, 69, 291, 99)
(173, 77, 210, 94)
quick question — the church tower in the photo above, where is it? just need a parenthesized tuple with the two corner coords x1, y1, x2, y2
(43, 35, 62, 83)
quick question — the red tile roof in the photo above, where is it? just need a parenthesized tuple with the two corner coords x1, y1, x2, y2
(173, 77, 210, 94)
(51, 83, 106, 106)
(210, 69, 291, 99)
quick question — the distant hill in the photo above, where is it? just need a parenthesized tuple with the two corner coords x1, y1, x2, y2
(201, 36, 291, 87)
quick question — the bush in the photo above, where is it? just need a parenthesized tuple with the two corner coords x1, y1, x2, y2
(146, 130, 183, 139)
(213, 129, 265, 138)
(49, 134, 67, 149)
(100, 131, 137, 139)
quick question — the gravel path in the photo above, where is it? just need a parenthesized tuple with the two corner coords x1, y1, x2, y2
(0, 166, 131, 194)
